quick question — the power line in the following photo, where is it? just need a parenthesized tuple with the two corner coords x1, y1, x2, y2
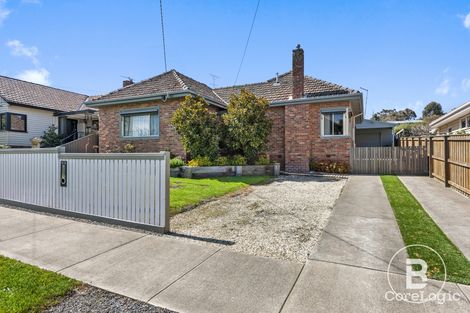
(233, 0, 261, 86)
(160, 0, 168, 72)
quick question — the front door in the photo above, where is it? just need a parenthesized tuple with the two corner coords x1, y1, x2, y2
(59, 118, 78, 142)
(66, 119, 78, 137)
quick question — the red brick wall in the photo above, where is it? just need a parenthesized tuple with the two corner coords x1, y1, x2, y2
(284, 104, 312, 172)
(268, 101, 353, 173)
(309, 101, 353, 164)
(266, 106, 285, 167)
(98, 99, 186, 157)
(98, 97, 352, 172)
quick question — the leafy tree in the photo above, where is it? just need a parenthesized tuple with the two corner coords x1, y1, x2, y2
(41, 125, 62, 147)
(171, 96, 220, 160)
(371, 108, 417, 121)
(394, 122, 429, 137)
(222, 90, 272, 163)
(422, 101, 444, 118)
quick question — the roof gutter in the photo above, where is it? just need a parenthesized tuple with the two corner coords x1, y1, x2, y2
(270, 93, 363, 107)
(270, 93, 364, 120)
(85, 90, 226, 109)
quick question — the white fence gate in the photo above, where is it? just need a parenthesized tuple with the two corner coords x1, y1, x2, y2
(0, 148, 170, 232)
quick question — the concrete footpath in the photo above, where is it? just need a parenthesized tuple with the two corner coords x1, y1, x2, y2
(400, 176, 470, 260)
(0, 176, 469, 312)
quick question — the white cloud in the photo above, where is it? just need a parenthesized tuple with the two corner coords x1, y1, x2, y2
(462, 78, 470, 92)
(6, 40, 39, 66)
(0, 0, 10, 26)
(16, 68, 50, 85)
(464, 12, 470, 30)
(435, 79, 450, 96)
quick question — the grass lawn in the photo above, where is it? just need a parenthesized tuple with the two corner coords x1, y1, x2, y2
(381, 175, 470, 285)
(170, 176, 272, 216)
(0, 256, 79, 313)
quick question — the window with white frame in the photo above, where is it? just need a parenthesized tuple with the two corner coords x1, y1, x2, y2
(321, 109, 348, 136)
(121, 108, 159, 138)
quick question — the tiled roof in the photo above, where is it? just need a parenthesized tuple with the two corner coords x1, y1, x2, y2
(95, 70, 223, 104)
(0, 75, 88, 112)
(214, 71, 358, 103)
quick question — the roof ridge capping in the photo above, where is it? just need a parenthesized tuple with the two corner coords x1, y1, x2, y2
(172, 70, 189, 90)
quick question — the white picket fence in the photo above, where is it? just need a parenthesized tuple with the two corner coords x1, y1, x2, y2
(0, 148, 170, 232)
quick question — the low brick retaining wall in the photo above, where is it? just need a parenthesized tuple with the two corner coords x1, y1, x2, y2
(171, 163, 280, 178)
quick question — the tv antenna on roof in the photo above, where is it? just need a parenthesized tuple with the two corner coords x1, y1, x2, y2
(120, 75, 134, 82)
(209, 73, 220, 88)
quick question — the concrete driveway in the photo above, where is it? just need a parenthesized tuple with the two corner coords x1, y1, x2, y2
(282, 176, 470, 313)
(400, 176, 470, 260)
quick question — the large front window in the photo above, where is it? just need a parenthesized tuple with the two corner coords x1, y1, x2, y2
(121, 109, 159, 138)
(321, 110, 347, 136)
(0, 113, 27, 132)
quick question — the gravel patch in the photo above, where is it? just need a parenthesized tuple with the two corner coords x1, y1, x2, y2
(45, 285, 176, 313)
(170, 175, 347, 263)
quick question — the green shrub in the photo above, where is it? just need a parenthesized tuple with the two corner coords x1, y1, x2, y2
(187, 156, 213, 167)
(255, 155, 270, 165)
(309, 159, 350, 174)
(222, 90, 272, 164)
(230, 155, 247, 166)
(41, 125, 62, 147)
(170, 157, 185, 168)
(215, 156, 230, 166)
(171, 96, 220, 160)
(123, 143, 135, 153)
(0, 145, 10, 149)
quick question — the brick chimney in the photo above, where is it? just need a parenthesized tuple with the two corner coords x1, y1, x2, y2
(122, 79, 134, 88)
(292, 44, 304, 99)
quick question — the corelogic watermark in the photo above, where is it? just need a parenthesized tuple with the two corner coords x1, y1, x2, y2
(385, 244, 462, 304)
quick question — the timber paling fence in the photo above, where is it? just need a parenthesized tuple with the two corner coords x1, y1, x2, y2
(0, 147, 170, 232)
(350, 146, 428, 175)
(400, 135, 470, 196)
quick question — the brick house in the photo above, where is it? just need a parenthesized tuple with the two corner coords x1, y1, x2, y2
(87, 45, 363, 173)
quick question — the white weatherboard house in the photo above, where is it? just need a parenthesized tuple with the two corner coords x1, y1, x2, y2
(0, 76, 98, 147)
(430, 100, 470, 135)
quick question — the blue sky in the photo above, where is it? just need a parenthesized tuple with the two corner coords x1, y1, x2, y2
(1, 0, 470, 118)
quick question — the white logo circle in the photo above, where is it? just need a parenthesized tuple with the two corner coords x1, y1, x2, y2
(386, 244, 447, 304)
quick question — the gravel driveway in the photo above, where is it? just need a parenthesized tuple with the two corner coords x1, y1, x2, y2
(170, 175, 347, 263)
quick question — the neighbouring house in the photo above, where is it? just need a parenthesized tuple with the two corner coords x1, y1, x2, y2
(429, 100, 470, 135)
(355, 119, 395, 147)
(0, 76, 99, 147)
(86, 45, 363, 172)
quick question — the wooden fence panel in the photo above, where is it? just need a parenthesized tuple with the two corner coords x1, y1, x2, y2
(350, 146, 428, 175)
(62, 133, 99, 153)
(0, 148, 170, 232)
(399, 135, 470, 196)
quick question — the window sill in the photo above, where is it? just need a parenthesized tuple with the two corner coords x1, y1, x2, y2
(120, 136, 160, 141)
(321, 135, 350, 140)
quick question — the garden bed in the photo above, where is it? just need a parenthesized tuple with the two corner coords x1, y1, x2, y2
(171, 163, 280, 178)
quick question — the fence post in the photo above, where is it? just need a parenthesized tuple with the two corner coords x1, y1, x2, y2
(161, 151, 171, 233)
(443, 136, 450, 187)
(428, 137, 433, 178)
